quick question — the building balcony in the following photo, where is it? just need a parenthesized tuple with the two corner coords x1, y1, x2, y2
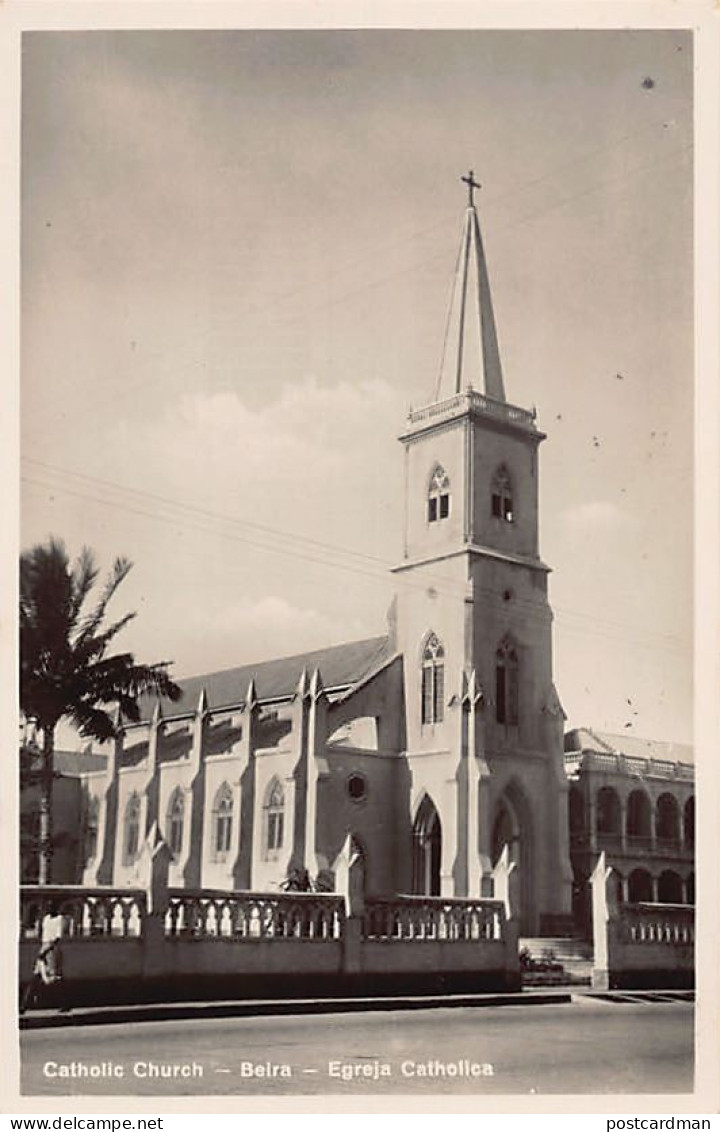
(564, 750, 694, 782)
(597, 832, 622, 851)
(626, 835, 653, 852)
(569, 831, 694, 862)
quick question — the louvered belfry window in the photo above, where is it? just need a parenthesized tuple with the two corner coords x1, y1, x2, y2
(491, 465, 514, 522)
(428, 466, 451, 523)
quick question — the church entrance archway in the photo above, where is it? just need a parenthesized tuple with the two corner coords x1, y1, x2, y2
(492, 781, 535, 934)
(412, 795, 442, 896)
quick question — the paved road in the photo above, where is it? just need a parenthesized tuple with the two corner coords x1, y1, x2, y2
(21, 999, 693, 1098)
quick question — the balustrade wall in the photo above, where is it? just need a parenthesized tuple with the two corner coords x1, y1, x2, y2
(364, 895, 503, 942)
(619, 902, 694, 946)
(21, 886, 145, 940)
(19, 883, 518, 1005)
(590, 855, 694, 990)
(165, 888, 345, 940)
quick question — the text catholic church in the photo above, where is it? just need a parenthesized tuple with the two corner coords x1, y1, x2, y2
(74, 176, 692, 938)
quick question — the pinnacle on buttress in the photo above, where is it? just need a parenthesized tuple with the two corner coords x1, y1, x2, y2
(111, 703, 125, 736)
(244, 677, 258, 712)
(309, 668, 324, 702)
(196, 686, 209, 719)
(295, 667, 310, 701)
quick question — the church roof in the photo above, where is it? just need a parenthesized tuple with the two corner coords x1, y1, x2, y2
(21, 746, 108, 777)
(140, 635, 393, 722)
(564, 726, 693, 766)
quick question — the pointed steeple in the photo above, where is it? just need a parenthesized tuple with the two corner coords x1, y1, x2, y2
(437, 171, 505, 403)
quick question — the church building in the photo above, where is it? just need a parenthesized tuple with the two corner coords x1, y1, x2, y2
(72, 175, 640, 938)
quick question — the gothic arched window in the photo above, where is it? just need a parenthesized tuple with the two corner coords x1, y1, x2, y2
(421, 632, 445, 725)
(491, 465, 514, 522)
(213, 783, 233, 858)
(265, 778, 285, 857)
(84, 795, 99, 865)
(123, 793, 141, 865)
(167, 789, 185, 858)
(427, 465, 451, 523)
(495, 639, 519, 725)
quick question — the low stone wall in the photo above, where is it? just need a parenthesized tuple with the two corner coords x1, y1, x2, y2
(20, 884, 520, 1006)
(590, 853, 694, 989)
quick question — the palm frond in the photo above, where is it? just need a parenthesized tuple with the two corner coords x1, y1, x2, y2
(72, 611, 137, 669)
(70, 702, 119, 743)
(74, 556, 133, 648)
(85, 654, 182, 702)
(68, 546, 99, 629)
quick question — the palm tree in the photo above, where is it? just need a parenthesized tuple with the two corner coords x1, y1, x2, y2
(20, 538, 182, 884)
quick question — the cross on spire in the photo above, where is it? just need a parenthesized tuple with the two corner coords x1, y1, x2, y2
(461, 169, 481, 208)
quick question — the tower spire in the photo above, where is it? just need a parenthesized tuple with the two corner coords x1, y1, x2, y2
(437, 171, 506, 403)
(461, 169, 481, 208)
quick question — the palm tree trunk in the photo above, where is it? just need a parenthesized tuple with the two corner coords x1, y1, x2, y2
(38, 725, 55, 885)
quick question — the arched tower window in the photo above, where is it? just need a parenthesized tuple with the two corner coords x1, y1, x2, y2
(427, 465, 451, 523)
(213, 783, 233, 859)
(495, 638, 519, 725)
(491, 465, 514, 522)
(421, 632, 445, 724)
(265, 778, 285, 857)
(166, 788, 185, 858)
(123, 793, 141, 865)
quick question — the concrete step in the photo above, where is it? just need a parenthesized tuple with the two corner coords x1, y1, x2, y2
(522, 971, 591, 987)
(519, 936, 594, 987)
(520, 936, 593, 963)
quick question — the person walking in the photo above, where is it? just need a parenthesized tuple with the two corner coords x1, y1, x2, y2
(20, 901, 66, 1014)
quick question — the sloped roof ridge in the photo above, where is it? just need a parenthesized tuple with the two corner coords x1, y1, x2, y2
(139, 633, 393, 722)
(178, 634, 388, 686)
(584, 727, 617, 753)
(567, 725, 693, 764)
(334, 648, 403, 703)
(591, 727, 691, 751)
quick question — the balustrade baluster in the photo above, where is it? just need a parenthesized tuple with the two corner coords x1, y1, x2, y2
(121, 900, 132, 937)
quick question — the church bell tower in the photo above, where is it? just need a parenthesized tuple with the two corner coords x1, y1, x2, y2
(393, 173, 572, 934)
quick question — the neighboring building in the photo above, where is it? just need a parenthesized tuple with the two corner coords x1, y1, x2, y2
(20, 743, 107, 883)
(21, 180, 693, 941)
(565, 728, 694, 933)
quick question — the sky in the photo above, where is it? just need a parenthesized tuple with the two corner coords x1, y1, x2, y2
(20, 28, 694, 745)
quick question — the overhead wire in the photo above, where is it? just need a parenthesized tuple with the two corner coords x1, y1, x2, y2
(22, 82, 693, 663)
(22, 461, 690, 656)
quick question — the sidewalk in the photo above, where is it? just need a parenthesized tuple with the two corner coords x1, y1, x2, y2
(19, 987, 575, 1030)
